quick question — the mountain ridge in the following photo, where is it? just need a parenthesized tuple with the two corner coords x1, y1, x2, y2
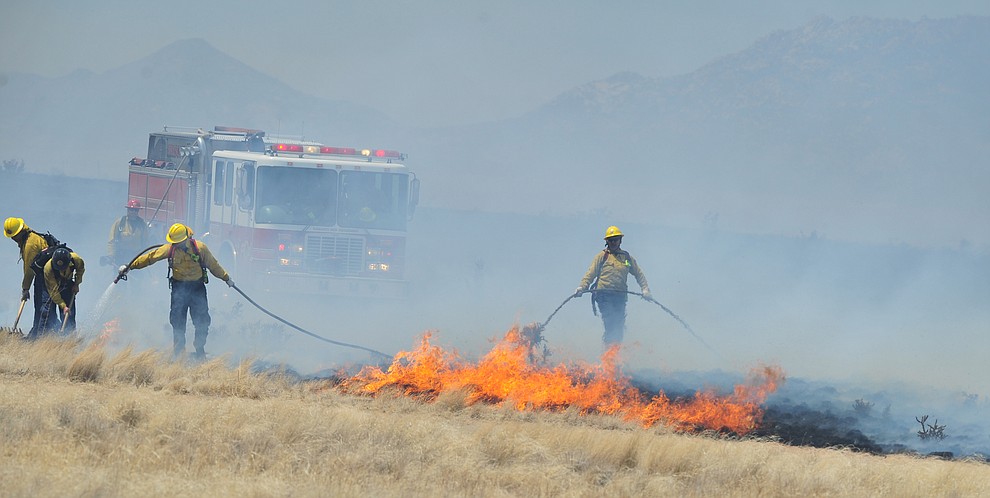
(0, 16, 986, 246)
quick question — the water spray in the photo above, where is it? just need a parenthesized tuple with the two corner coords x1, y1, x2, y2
(87, 282, 120, 328)
(80, 244, 165, 331)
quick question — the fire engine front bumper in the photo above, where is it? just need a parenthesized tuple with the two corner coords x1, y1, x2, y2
(261, 272, 408, 299)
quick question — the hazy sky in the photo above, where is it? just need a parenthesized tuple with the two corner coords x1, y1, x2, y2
(2, 1, 988, 127)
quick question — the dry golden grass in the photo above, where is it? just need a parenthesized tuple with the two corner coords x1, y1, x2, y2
(1, 333, 989, 497)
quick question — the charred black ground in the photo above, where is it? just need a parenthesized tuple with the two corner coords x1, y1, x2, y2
(750, 403, 884, 453)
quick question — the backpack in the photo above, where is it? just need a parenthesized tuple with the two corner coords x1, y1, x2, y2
(29, 231, 72, 274)
(167, 238, 208, 285)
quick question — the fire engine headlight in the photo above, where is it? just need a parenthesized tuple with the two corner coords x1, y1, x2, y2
(365, 246, 393, 272)
(278, 244, 304, 266)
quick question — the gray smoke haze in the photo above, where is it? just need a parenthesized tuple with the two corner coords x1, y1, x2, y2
(1, 2, 989, 457)
(1, 173, 988, 456)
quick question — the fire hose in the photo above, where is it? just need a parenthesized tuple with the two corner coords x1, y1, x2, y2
(113, 244, 162, 283)
(538, 290, 719, 356)
(114, 245, 392, 361)
(225, 283, 392, 361)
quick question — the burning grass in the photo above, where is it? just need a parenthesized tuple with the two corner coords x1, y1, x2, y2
(2, 331, 990, 497)
(340, 326, 784, 435)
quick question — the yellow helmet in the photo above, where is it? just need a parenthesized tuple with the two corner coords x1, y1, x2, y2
(604, 225, 623, 239)
(4, 217, 26, 238)
(166, 223, 192, 244)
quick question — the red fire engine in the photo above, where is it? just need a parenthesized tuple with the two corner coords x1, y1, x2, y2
(126, 126, 419, 298)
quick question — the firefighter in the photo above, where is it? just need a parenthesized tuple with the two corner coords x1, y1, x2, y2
(574, 226, 653, 346)
(42, 247, 84, 334)
(3, 217, 55, 338)
(104, 199, 150, 267)
(118, 223, 233, 359)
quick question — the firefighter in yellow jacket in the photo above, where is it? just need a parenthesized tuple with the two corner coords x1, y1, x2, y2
(4, 217, 55, 338)
(105, 199, 150, 267)
(119, 223, 233, 359)
(574, 226, 652, 345)
(42, 248, 84, 334)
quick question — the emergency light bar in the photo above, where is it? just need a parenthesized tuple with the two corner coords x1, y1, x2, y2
(272, 143, 304, 153)
(269, 143, 405, 160)
(321, 146, 357, 155)
(365, 149, 402, 159)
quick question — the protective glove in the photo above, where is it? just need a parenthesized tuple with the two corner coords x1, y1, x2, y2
(21, 289, 30, 301)
(573, 288, 585, 298)
(226, 278, 235, 288)
(641, 291, 654, 302)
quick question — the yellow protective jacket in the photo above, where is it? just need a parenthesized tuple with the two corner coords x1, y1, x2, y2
(18, 231, 48, 291)
(130, 239, 229, 283)
(577, 249, 651, 295)
(107, 215, 149, 259)
(44, 252, 85, 307)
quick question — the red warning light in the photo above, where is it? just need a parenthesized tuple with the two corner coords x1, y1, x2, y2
(272, 144, 303, 153)
(321, 146, 358, 155)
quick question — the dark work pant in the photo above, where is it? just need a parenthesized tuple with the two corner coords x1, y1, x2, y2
(169, 280, 211, 355)
(595, 292, 628, 346)
(28, 273, 57, 339)
(39, 286, 76, 335)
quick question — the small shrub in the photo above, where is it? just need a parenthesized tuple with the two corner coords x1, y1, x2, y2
(852, 398, 873, 416)
(915, 415, 946, 441)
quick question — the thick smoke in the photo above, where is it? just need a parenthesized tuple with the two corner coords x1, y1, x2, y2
(2, 172, 988, 457)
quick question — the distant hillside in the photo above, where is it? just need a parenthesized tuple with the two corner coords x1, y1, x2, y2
(0, 38, 401, 182)
(1, 18, 987, 246)
(417, 16, 990, 246)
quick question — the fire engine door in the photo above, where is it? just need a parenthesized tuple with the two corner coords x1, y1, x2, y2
(211, 159, 233, 226)
(234, 162, 255, 224)
(210, 159, 255, 226)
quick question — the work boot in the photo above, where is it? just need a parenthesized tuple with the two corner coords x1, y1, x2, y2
(172, 343, 185, 360)
(191, 347, 207, 361)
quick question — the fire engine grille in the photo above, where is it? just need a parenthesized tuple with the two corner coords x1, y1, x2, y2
(304, 234, 365, 276)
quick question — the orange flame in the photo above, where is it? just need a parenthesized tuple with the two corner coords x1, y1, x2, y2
(96, 318, 121, 346)
(341, 326, 785, 434)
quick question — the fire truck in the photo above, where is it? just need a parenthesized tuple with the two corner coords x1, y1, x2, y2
(126, 126, 419, 298)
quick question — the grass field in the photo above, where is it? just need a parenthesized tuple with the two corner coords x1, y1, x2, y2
(2, 332, 989, 497)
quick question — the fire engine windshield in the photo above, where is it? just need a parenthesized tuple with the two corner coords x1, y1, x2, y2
(338, 171, 408, 230)
(255, 167, 337, 226)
